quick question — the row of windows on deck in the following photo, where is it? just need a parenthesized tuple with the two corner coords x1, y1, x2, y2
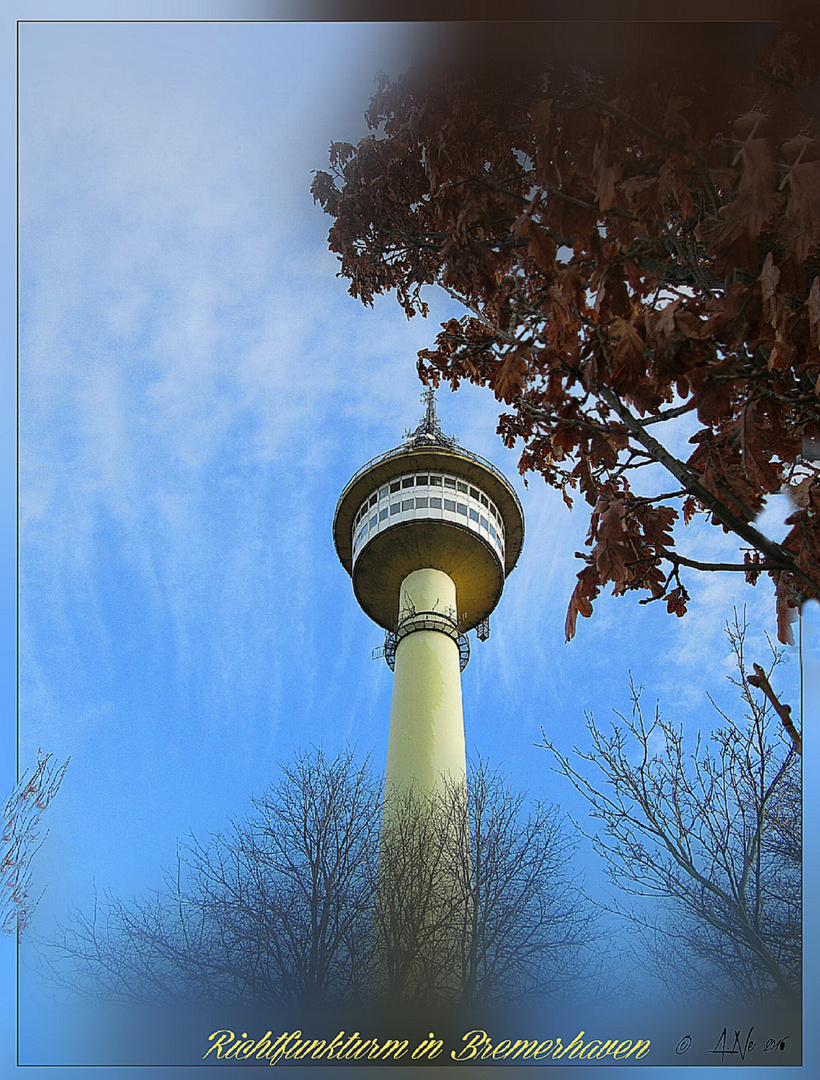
(352, 491, 506, 560)
(353, 473, 504, 535)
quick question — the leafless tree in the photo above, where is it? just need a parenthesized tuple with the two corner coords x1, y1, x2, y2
(463, 762, 592, 1006)
(47, 747, 381, 1007)
(2, 750, 69, 938)
(374, 762, 594, 1008)
(370, 778, 471, 1008)
(45, 750, 596, 1009)
(540, 613, 801, 1009)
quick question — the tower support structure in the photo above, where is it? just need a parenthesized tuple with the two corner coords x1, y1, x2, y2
(333, 390, 525, 1005)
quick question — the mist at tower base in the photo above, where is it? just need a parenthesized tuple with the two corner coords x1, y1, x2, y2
(14, 15, 815, 1075)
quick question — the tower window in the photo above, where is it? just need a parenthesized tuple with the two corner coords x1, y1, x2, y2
(390, 481, 400, 493)
(370, 516, 377, 529)
(369, 494, 378, 508)
(416, 475, 428, 485)
(457, 503, 468, 515)
(379, 508, 388, 521)
(430, 475, 442, 485)
(469, 487, 480, 500)
(430, 497, 442, 509)
(469, 508, 479, 522)
(379, 486, 388, 499)
(444, 499, 456, 511)
(457, 481, 468, 493)
(480, 515, 489, 529)
(444, 477, 456, 489)
(490, 524, 497, 540)
(390, 503, 400, 515)
(402, 477, 414, 489)
(402, 499, 414, 511)
(480, 494, 489, 507)
(416, 497, 428, 508)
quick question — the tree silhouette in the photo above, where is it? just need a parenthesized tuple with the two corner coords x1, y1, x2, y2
(372, 767, 592, 1007)
(541, 615, 801, 1008)
(46, 749, 595, 1009)
(2, 750, 69, 938)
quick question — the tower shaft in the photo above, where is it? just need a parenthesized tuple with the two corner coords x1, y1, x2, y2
(384, 568, 466, 804)
(374, 567, 471, 1005)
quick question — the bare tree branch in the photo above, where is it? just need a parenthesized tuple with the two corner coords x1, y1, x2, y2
(539, 613, 800, 1008)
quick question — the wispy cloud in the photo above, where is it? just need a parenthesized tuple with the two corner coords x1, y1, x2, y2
(17, 24, 816, 981)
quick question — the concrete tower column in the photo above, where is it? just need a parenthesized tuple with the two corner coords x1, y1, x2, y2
(376, 565, 470, 1005)
(384, 568, 466, 802)
(332, 389, 525, 1007)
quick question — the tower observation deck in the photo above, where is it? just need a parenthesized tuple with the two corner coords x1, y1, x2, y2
(334, 388, 524, 636)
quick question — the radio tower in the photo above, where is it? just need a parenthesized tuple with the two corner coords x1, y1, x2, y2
(333, 388, 524, 1001)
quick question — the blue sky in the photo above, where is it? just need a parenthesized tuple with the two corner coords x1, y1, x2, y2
(8, 10, 819, 1078)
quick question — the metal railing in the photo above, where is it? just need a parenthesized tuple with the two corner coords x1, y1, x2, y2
(335, 439, 524, 525)
(372, 608, 471, 672)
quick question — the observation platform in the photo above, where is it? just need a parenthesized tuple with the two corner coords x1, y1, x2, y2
(333, 391, 525, 633)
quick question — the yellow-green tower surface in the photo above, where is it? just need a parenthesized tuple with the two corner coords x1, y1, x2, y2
(333, 390, 525, 802)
